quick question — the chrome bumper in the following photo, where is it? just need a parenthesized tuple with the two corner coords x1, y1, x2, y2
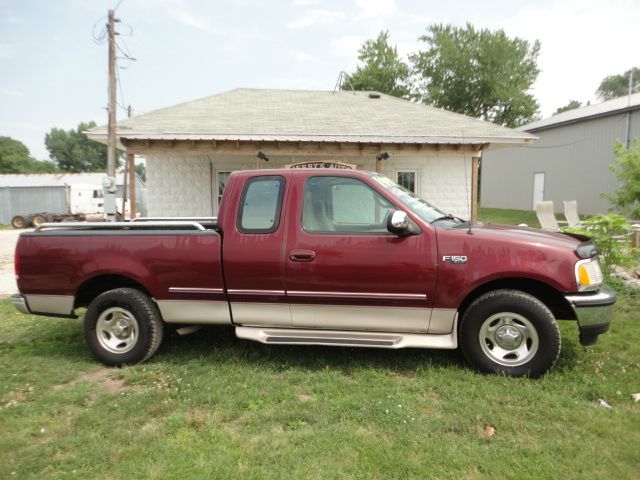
(565, 285, 616, 345)
(11, 294, 31, 315)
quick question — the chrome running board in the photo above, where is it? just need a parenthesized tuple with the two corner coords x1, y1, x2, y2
(235, 326, 458, 350)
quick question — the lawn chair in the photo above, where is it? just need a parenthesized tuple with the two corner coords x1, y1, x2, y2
(535, 201, 567, 231)
(563, 200, 581, 227)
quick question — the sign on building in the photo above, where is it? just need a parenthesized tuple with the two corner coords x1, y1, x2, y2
(286, 160, 356, 169)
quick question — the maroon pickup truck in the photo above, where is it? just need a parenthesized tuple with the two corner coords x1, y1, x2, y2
(12, 169, 615, 377)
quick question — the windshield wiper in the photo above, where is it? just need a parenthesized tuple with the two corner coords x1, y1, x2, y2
(431, 214, 459, 224)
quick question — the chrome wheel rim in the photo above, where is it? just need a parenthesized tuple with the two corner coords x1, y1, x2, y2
(479, 312, 539, 367)
(96, 307, 139, 354)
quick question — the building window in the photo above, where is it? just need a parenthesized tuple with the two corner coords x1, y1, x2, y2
(217, 171, 231, 208)
(397, 171, 417, 193)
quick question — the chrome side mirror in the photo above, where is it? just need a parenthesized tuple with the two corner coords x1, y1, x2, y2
(386, 209, 418, 236)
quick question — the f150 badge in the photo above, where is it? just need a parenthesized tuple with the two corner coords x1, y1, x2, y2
(443, 255, 468, 264)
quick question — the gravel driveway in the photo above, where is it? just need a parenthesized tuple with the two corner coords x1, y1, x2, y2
(0, 229, 27, 297)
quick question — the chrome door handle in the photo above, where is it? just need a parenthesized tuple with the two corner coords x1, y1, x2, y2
(289, 249, 316, 262)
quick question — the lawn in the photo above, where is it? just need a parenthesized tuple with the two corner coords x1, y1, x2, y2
(477, 206, 544, 228)
(1, 294, 639, 479)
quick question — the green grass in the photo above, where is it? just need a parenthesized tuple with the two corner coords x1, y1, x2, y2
(478, 207, 544, 228)
(0, 224, 12, 230)
(1, 297, 639, 479)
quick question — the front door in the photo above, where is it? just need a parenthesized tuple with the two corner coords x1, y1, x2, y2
(284, 174, 437, 333)
(532, 172, 545, 209)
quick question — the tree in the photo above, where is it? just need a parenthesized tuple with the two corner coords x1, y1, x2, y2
(410, 23, 540, 127)
(603, 140, 640, 218)
(135, 162, 146, 182)
(45, 121, 117, 172)
(553, 100, 582, 115)
(596, 67, 640, 101)
(0, 136, 58, 173)
(343, 31, 410, 98)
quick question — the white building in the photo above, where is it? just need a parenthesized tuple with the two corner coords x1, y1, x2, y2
(87, 88, 533, 219)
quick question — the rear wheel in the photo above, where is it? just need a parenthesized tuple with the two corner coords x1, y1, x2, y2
(10, 215, 29, 229)
(30, 214, 47, 228)
(84, 288, 164, 366)
(459, 289, 560, 378)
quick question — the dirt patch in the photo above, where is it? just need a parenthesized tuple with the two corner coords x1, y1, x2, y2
(54, 369, 126, 396)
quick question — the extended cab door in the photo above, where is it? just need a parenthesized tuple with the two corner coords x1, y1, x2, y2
(221, 172, 292, 326)
(284, 173, 437, 333)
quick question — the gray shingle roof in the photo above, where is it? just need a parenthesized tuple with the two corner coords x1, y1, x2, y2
(87, 88, 533, 145)
(520, 92, 640, 132)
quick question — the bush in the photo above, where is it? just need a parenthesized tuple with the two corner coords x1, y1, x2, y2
(565, 213, 634, 276)
(603, 140, 640, 218)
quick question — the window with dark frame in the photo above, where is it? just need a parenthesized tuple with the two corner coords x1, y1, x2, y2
(397, 171, 417, 193)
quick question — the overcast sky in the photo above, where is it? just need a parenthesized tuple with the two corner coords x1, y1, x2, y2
(1, 0, 638, 160)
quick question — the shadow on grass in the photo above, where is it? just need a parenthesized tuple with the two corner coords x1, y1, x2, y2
(156, 325, 466, 375)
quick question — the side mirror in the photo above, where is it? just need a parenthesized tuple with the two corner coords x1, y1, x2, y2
(386, 209, 418, 236)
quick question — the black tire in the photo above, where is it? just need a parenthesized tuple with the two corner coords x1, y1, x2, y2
(84, 288, 164, 366)
(31, 214, 47, 227)
(11, 215, 29, 229)
(459, 289, 561, 378)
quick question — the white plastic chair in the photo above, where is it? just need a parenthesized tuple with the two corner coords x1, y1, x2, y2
(563, 200, 581, 227)
(535, 201, 566, 231)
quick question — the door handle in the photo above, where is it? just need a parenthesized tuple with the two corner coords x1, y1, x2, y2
(289, 249, 316, 262)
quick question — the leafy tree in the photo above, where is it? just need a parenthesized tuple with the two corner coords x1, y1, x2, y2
(410, 23, 540, 127)
(596, 67, 640, 101)
(343, 31, 410, 98)
(0, 136, 58, 173)
(135, 162, 146, 182)
(553, 100, 582, 115)
(603, 140, 640, 218)
(45, 121, 118, 172)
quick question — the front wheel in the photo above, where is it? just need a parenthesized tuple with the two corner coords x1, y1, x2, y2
(84, 288, 164, 366)
(459, 290, 560, 378)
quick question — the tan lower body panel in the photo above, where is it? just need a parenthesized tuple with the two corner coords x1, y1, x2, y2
(156, 300, 231, 324)
(230, 302, 293, 327)
(25, 294, 75, 315)
(290, 304, 431, 333)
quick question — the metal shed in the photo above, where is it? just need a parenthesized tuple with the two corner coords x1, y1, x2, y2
(481, 93, 640, 214)
(0, 173, 146, 225)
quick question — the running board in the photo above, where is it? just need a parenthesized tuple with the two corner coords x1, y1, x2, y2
(235, 327, 457, 350)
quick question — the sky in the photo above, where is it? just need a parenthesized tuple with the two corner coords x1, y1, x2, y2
(0, 0, 638, 160)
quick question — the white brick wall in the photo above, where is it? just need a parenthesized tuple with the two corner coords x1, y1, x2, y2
(145, 153, 472, 219)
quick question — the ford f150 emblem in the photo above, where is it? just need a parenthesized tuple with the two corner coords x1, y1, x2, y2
(443, 255, 468, 264)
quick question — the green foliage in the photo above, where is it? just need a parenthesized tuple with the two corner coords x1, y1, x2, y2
(343, 31, 410, 98)
(596, 67, 639, 101)
(44, 121, 117, 172)
(135, 162, 146, 182)
(553, 100, 582, 115)
(410, 23, 540, 127)
(0, 136, 58, 173)
(603, 140, 640, 218)
(565, 214, 633, 276)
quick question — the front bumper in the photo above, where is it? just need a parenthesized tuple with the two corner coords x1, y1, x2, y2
(11, 294, 31, 315)
(565, 285, 616, 346)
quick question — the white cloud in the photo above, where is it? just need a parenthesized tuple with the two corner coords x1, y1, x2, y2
(0, 87, 23, 96)
(354, 0, 396, 18)
(289, 50, 315, 62)
(172, 10, 213, 32)
(331, 35, 365, 58)
(287, 9, 345, 29)
(0, 43, 15, 57)
(292, 0, 319, 5)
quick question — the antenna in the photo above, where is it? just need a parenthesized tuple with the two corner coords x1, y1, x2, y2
(333, 71, 355, 93)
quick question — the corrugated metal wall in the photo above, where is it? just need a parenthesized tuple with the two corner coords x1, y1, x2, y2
(0, 187, 68, 224)
(481, 110, 640, 214)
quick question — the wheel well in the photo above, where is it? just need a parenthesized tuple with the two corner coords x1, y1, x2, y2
(457, 278, 576, 321)
(74, 274, 152, 308)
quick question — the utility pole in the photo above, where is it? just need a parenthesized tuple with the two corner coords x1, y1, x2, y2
(625, 69, 634, 149)
(127, 104, 137, 219)
(104, 9, 119, 221)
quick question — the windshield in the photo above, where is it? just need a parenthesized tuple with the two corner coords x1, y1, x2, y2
(370, 174, 465, 225)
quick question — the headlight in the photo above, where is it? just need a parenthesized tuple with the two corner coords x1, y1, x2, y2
(575, 258, 603, 291)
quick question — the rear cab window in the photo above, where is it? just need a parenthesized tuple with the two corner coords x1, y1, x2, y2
(237, 176, 285, 234)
